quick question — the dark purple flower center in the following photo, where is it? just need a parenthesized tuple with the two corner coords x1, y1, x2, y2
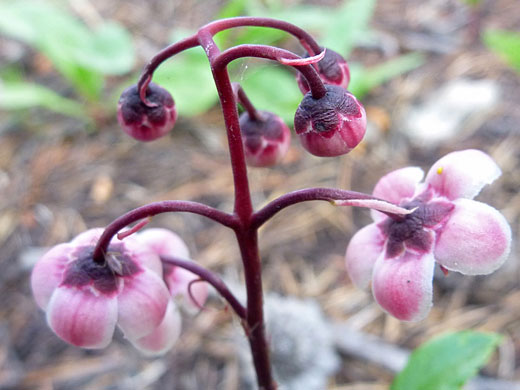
(61, 243, 141, 294)
(380, 196, 454, 259)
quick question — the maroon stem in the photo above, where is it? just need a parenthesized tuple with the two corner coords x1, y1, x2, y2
(232, 82, 262, 121)
(198, 30, 254, 222)
(202, 16, 322, 55)
(235, 229, 274, 390)
(92, 200, 237, 263)
(214, 44, 327, 99)
(137, 33, 200, 105)
(199, 30, 277, 390)
(252, 187, 406, 229)
(160, 255, 247, 319)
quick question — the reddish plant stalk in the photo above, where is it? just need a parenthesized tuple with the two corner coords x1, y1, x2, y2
(95, 16, 399, 389)
(160, 255, 247, 319)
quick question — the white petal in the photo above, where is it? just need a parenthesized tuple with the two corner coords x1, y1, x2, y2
(345, 224, 385, 289)
(425, 149, 501, 200)
(434, 199, 511, 275)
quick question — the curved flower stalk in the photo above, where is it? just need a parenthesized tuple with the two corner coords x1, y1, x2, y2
(345, 150, 512, 321)
(296, 48, 351, 94)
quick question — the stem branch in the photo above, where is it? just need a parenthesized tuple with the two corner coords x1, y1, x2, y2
(160, 255, 247, 319)
(202, 17, 321, 55)
(214, 44, 326, 99)
(92, 200, 237, 263)
(252, 187, 410, 229)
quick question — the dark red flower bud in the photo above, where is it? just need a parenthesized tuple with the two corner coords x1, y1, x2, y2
(240, 111, 291, 167)
(117, 83, 177, 142)
(294, 85, 366, 157)
(296, 48, 350, 94)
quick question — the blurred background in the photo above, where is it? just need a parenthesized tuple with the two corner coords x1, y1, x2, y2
(0, 0, 519, 389)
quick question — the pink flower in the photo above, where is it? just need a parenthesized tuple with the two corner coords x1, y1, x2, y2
(345, 150, 511, 321)
(31, 229, 175, 351)
(138, 228, 208, 312)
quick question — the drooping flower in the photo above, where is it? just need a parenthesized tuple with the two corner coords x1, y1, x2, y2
(31, 229, 176, 351)
(239, 111, 291, 167)
(117, 83, 177, 142)
(345, 150, 511, 321)
(293, 85, 366, 157)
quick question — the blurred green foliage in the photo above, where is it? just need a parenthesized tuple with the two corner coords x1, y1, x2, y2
(0, 0, 423, 124)
(483, 29, 520, 74)
(0, 0, 134, 120)
(392, 331, 502, 390)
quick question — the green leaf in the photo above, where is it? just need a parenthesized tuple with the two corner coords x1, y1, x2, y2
(321, 0, 377, 55)
(252, 0, 376, 56)
(462, 0, 482, 6)
(230, 26, 287, 47)
(391, 331, 502, 390)
(71, 22, 135, 75)
(349, 52, 424, 98)
(0, 1, 135, 99)
(240, 65, 301, 123)
(217, 0, 247, 19)
(41, 38, 104, 100)
(153, 49, 218, 116)
(483, 29, 520, 73)
(0, 80, 87, 119)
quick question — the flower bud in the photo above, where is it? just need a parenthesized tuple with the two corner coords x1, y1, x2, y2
(117, 83, 177, 142)
(294, 85, 366, 157)
(240, 111, 291, 167)
(296, 48, 350, 94)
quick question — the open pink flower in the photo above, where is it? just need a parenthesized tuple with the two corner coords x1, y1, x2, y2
(345, 150, 511, 321)
(31, 229, 173, 350)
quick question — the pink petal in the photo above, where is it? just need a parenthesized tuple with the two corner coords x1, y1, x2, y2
(372, 251, 435, 321)
(130, 300, 182, 356)
(345, 224, 385, 289)
(425, 149, 501, 200)
(370, 167, 424, 222)
(31, 243, 74, 309)
(434, 199, 511, 275)
(117, 269, 170, 340)
(119, 234, 163, 277)
(167, 267, 209, 311)
(71, 228, 105, 246)
(46, 286, 118, 348)
(138, 228, 190, 259)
